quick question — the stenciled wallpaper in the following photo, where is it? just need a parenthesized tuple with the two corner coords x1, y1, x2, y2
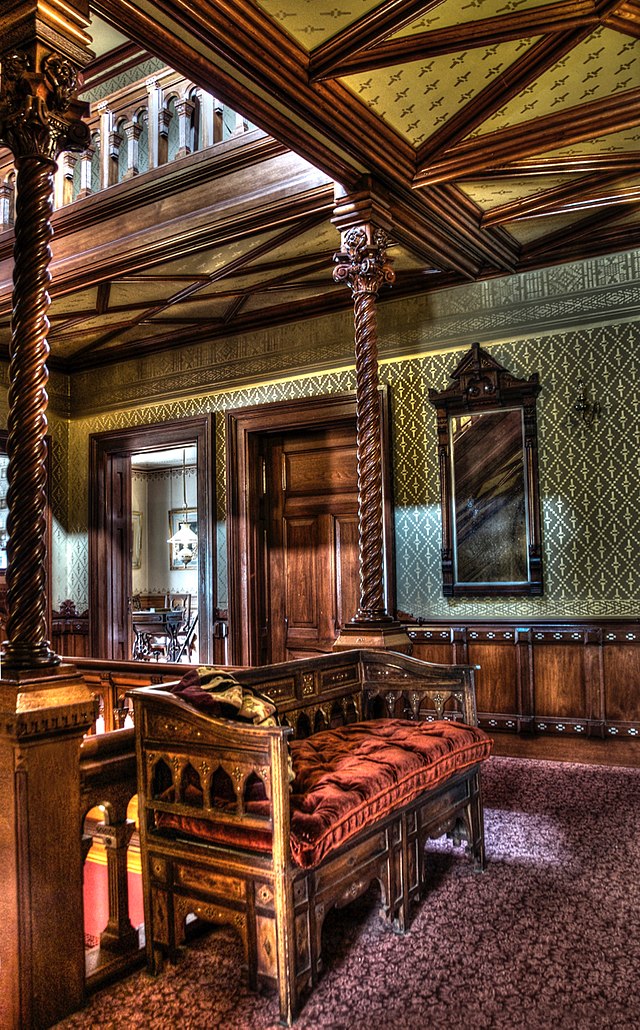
(2, 248, 639, 622)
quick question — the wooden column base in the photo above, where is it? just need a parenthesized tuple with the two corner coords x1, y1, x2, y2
(332, 619, 412, 654)
(0, 664, 97, 1029)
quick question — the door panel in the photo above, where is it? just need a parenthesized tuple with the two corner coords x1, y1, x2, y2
(284, 516, 319, 630)
(265, 427, 359, 662)
(335, 514, 359, 631)
(106, 453, 131, 661)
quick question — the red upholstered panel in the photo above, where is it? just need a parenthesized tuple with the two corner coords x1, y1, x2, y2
(156, 719, 492, 869)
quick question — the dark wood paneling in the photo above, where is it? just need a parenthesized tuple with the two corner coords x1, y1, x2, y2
(405, 619, 640, 741)
(603, 642, 640, 726)
(467, 640, 519, 726)
(533, 643, 586, 720)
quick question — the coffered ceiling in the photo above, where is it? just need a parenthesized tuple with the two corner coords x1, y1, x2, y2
(1, 0, 639, 370)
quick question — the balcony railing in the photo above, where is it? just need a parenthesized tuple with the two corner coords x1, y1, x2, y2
(0, 62, 254, 231)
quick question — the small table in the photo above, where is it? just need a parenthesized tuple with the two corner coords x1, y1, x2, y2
(132, 608, 184, 662)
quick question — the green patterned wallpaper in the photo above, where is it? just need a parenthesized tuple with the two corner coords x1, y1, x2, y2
(385, 323, 640, 618)
(2, 250, 639, 621)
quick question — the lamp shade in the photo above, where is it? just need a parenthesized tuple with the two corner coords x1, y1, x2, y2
(167, 520, 198, 548)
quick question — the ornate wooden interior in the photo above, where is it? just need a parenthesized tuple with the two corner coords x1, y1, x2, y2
(0, 3, 639, 1027)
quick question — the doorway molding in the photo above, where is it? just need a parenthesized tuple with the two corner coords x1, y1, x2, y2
(89, 416, 214, 662)
(226, 389, 396, 666)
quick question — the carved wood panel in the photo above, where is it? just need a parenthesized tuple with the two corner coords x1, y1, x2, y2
(406, 619, 640, 739)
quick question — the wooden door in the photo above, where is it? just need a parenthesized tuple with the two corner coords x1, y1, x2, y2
(106, 453, 132, 660)
(226, 389, 395, 667)
(263, 425, 359, 662)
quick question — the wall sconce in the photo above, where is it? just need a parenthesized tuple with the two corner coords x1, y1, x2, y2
(573, 379, 601, 428)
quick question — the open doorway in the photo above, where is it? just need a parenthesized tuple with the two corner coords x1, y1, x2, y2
(130, 445, 199, 662)
(89, 417, 214, 663)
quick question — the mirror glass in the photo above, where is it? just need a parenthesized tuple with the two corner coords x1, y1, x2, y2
(450, 409, 528, 587)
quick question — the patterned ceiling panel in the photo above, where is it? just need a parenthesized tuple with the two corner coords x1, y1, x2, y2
(50, 288, 99, 315)
(605, 208, 640, 229)
(505, 211, 586, 245)
(394, 0, 559, 35)
(459, 175, 573, 210)
(240, 285, 337, 311)
(195, 263, 333, 295)
(48, 330, 106, 360)
(344, 37, 538, 145)
(145, 296, 238, 321)
(108, 280, 186, 307)
(140, 234, 282, 280)
(471, 27, 639, 137)
(255, 0, 373, 49)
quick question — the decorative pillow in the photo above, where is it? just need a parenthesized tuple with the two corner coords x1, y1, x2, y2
(170, 667, 278, 726)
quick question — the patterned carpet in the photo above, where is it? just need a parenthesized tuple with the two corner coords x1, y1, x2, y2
(55, 757, 640, 1029)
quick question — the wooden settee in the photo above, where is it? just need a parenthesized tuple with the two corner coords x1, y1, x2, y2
(130, 649, 492, 1024)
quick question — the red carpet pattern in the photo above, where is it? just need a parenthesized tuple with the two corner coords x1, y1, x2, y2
(55, 757, 640, 1029)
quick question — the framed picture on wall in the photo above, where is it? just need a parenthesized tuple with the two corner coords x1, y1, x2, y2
(132, 510, 142, 570)
(168, 508, 198, 569)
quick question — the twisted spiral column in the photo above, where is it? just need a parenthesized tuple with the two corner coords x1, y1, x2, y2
(3, 157, 58, 667)
(0, 44, 89, 670)
(333, 222, 402, 632)
(352, 290, 386, 620)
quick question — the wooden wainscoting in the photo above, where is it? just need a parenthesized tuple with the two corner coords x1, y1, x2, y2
(404, 619, 640, 740)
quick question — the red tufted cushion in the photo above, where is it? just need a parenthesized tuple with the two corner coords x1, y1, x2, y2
(155, 719, 492, 869)
(288, 719, 491, 867)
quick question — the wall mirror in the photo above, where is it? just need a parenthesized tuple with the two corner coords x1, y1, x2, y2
(429, 343, 543, 596)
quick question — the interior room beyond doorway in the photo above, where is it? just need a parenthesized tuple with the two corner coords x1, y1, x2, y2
(130, 444, 199, 663)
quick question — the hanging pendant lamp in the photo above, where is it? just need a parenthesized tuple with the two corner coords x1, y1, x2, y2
(167, 449, 197, 565)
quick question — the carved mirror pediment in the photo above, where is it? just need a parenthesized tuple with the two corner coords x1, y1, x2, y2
(429, 343, 543, 596)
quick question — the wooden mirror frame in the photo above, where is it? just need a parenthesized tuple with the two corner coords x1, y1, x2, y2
(428, 343, 543, 597)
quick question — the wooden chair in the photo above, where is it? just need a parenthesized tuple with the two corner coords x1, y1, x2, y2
(165, 593, 195, 662)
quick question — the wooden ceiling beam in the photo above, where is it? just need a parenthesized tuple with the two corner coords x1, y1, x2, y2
(520, 199, 640, 256)
(414, 28, 594, 169)
(416, 87, 640, 185)
(518, 213, 640, 266)
(309, 0, 446, 80)
(481, 171, 632, 225)
(312, 2, 599, 79)
(411, 184, 520, 270)
(223, 295, 247, 324)
(603, 0, 640, 36)
(457, 153, 640, 177)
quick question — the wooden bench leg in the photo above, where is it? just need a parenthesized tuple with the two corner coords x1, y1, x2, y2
(466, 770, 486, 872)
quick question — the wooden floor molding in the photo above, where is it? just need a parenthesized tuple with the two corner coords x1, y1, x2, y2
(491, 733, 640, 768)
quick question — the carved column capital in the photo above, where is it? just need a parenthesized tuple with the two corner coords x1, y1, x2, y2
(0, 49, 89, 165)
(333, 225, 396, 296)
